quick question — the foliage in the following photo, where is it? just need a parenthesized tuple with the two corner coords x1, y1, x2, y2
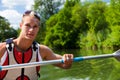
(0, 16, 18, 41)
(33, 0, 120, 50)
(87, 1, 107, 32)
(103, 0, 120, 49)
(79, 1, 108, 49)
(103, 26, 120, 48)
(33, 0, 64, 20)
(44, 0, 80, 49)
(33, 0, 65, 43)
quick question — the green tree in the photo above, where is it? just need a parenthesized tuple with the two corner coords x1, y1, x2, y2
(105, 0, 120, 26)
(33, 0, 65, 43)
(71, 2, 90, 48)
(80, 1, 108, 49)
(0, 16, 18, 41)
(87, 1, 107, 32)
(44, 0, 80, 49)
(33, 0, 64, 21)
(103, 0, 120, 49)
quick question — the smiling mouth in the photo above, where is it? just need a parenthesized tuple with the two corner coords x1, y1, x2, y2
(27, 34, 34, 37)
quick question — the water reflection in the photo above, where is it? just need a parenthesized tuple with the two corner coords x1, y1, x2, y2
(39, 49, 120, 80)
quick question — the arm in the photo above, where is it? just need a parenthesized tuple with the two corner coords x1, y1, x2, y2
(0, 42, 6, 62)
(39, 45, 73, 69)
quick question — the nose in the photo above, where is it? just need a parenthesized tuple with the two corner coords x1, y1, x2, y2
(29, 27, 34, 31)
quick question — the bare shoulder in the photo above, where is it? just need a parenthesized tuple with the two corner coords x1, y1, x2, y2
(39, 44, 51, 49)
(39, 44, 55, 60)
(0, 42, 6, 50)
(0, 42, 6, 58)
(39, 44, 53, 53)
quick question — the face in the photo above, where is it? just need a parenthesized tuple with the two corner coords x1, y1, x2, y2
(20, 16, 40, 41)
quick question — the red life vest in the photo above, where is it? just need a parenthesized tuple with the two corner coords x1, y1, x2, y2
(0, 38, 42, 80)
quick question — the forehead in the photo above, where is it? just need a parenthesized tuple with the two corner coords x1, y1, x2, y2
(22, 16, 40, 25)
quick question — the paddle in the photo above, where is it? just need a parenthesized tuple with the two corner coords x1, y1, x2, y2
(0, 49, 120, 71)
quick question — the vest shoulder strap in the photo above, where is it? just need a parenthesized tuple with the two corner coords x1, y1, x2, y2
(32, 41, 38, 51)
(6, 38, 38, 53)
(6, 38, 14, 52)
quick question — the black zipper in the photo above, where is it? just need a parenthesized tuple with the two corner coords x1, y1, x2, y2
(21, 52, 24, 80)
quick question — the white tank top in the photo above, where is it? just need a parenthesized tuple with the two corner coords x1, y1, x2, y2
(0, 40, 42, 80)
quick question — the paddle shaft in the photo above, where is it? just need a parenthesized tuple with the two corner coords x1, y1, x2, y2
(75, 54, 114, 61)
(0, 53, 115, 71)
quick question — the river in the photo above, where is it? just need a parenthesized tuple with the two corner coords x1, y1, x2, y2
(38, 49, 120, 80)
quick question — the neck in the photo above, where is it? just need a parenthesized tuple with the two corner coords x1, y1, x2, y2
(13, 37, 33, 52)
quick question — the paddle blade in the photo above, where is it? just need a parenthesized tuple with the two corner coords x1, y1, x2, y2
(113, 49, 120, 61)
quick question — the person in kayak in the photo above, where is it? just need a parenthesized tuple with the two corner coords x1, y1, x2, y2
(0, 10, 73, 80)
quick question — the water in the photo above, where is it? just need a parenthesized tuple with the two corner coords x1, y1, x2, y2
(38, 49, 120, 80)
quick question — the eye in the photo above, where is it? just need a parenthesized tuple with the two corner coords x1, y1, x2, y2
(33, 25, 38, 29)
(25, 23, 31, 27)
